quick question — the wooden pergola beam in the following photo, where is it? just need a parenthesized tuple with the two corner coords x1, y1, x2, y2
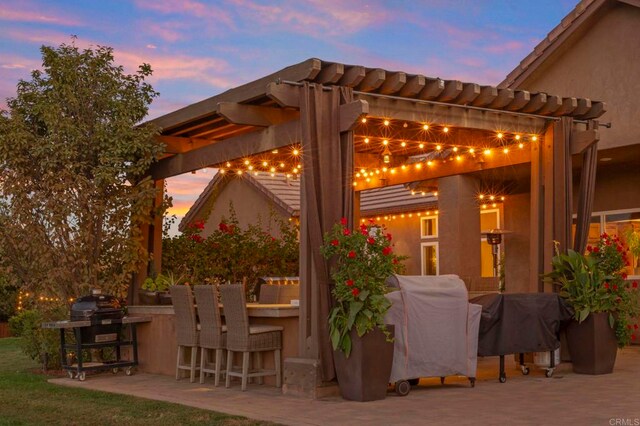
(151, 120, 301, 179)
(338, 65, 366, 87)
(339, 100, 369, 132)
(471, 86, 498, 107)
(521, 93, 547, 113)
(536, 95, 561, 115)
(453, 83, 480, 104)
(357, 69, 386, 92)
(355, 148, 531, 190)
(419, 78, 445, 100)
(552, 97, 577, 116)
(379, 72, 407, 95)
(436, 80, 463, 102)
(487, 88, 515, 109)
(266, 82, 300, 108)
(398, 75, 425, 98)
(505, 90, 530, 111)
(316, 63, 344, 84)
(577, 101, 606, 119)
(570, 127, 600, 154)
(358, 93, 548, 134)
(155, 135, 212, 154)
(217, 102, 299, 127)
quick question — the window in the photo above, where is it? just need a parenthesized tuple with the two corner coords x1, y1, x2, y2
(480, 209, 501, 277)
(572, 208, 640, 278)
(420, 216, 438, 238)
(421, 242, 439, 276)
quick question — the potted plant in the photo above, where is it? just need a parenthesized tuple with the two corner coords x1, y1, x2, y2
(320, 218, 405, 401)
(545, 235, 639, 374)
(139, 273, 174, 305)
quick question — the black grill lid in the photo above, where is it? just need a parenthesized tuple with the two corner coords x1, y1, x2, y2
(70, 293, 124, 322)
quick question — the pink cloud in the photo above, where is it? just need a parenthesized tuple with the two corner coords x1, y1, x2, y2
(140, 20, 189, 43)
(134, 0, 235, 28)
(3, 29, 239, 90)
(484, 40, 526, 54)
(0, 2, 83, 26)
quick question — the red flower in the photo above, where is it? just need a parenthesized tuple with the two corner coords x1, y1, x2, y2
(360, 224, 368, 232)
(341, 217, 347, 226)
(392, 258, 399, 265)
(601, 232, 608, 238)
(385, 233, 393, 241)
(635, 324, 639, 330)
(346, 279, 354, 287)
(622, 272, 628, 280)
(352, 288, 360, 297)
(586, 245, 593, 252)
(218, 222, 229, 232)
(368, 218, 376, 224)
(343, 228, 351, 236)
(190, 234, 203, 243)
(383, 246, 393, 255)
(330, 239, 339, 246)
(361, 229, 369, 236)
(593, 247, 600, 253)
(367, 237, 376, 245)
(348, 251, 356, 259)
(613, 284, 618, 291)
(604, 282, 610, 289)
(633, 281, 638, 289)
(633, 335, 637, 340)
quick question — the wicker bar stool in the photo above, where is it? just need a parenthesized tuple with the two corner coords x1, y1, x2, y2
(170, 285, 200, 383)
(193, 285, 227, 386)
(220, 284, 283, 391)
(258, 284, 279, 304)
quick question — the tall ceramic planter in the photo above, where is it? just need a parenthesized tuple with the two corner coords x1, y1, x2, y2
(566, 312, 618, 374)
(333, 326, 394, 401)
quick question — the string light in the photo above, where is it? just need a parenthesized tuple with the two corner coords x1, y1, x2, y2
(383, 119, 390, 126)
(423, 124, 429, 130)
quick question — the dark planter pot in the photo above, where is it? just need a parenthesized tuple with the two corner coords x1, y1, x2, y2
(333, 325, 394, 402)
(158, 291, 172, 305)
(138, 290, 159, 305)
(566, 312, 618, 375)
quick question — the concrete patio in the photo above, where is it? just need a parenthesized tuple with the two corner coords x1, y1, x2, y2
(51, 347, 640, 425)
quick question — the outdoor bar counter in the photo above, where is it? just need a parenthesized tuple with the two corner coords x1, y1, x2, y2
(128, 304, 299, 380)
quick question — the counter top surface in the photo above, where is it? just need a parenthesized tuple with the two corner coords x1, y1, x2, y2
(128, 304, 299, 318)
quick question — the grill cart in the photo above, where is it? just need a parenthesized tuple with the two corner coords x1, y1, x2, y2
(385, 275, 482, 396)
(42, 292, 151, 381)
(470, 293, 572, 382)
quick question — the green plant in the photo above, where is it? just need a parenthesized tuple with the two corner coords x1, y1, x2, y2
(545, 241, 639, 347)
(0, 39, 166, 302)
(320, 219, 406, 357)
(8, 307, 65, 369)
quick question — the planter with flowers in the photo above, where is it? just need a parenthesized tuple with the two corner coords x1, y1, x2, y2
(545, 234, 639, 374)
(321, 218, 405, 401)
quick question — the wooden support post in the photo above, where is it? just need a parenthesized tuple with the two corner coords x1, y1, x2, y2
(542, 125, 555, 290)
(530, 133, 543, 293)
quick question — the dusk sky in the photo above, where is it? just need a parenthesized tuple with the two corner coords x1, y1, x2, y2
(0, 0, 579, 234)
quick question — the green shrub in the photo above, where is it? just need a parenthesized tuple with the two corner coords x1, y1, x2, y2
(8, 307, 66, 369)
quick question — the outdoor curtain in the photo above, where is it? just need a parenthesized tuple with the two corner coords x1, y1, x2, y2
(573, 127, 598, 253)
(299, 82, 354, 382)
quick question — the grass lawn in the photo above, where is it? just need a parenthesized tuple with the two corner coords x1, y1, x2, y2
(0, 338, 275, 425)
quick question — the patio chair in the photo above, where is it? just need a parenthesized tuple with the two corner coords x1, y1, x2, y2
(258, 284, 279, 304)
(220, 284, 283, 391)
(170, 285, 200, 383)
(277, 284, 299, 304)
(194, 285, 227, 386)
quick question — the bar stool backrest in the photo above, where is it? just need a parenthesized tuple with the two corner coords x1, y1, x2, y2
(219, 284, 250, 351)
(170, 285, 198, 347)
(194, 285, 224, 349)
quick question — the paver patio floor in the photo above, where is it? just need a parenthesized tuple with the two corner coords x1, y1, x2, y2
(51, 347, 640, 425)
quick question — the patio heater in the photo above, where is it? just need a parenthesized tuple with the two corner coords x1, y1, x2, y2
(482, 229, 511, 292)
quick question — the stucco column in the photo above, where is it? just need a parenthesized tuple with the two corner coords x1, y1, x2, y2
(438, 175, 481, 280)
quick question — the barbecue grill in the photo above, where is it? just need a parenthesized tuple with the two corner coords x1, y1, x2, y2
(70, 292, 124, 344)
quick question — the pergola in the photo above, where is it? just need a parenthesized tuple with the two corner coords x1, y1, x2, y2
(142, 58, 605, 389)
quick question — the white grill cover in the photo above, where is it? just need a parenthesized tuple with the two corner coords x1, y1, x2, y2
(384, 274, 482, 382)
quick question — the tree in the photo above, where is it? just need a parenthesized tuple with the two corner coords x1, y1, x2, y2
(0, 40, 164, 302)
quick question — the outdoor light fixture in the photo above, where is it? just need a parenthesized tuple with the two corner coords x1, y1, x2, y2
(481, 229, 512, 292)
(382, 145, 392, 164)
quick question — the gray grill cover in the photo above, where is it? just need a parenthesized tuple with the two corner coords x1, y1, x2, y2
(384, 275, 482, 382)
(470, 293, 573, 356)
